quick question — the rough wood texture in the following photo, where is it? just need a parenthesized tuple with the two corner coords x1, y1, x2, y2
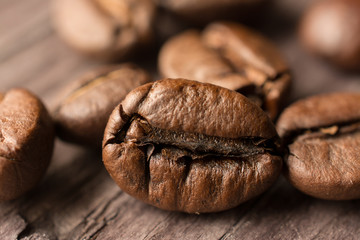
(1, 0, 360, 239)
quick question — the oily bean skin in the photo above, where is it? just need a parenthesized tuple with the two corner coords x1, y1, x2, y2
(277, 93, 360, 200)
(0, 89, 54, 201)
(159, 21, 291, 120)
(52, 0, 156, 60)
(53, 64, 152, 147)
(300, 0, 360, 69)
(103, 78, 282, 213)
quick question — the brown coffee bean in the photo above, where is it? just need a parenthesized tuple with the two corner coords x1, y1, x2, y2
(0, 89, 54, 201)
(53, 64, 152, 147)
(159, 21, 291, 120)
(103, 78, 282, 213)
(277, 92, 360, 200)
(300, 0, 360, 69)
(52, 0, 156, 60)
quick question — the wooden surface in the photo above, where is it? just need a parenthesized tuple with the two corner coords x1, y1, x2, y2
(1, 0, 360, 239)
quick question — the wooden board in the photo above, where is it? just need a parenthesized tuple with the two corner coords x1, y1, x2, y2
(1, 0, 360, 239)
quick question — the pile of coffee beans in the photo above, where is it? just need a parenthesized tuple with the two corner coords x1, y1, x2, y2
(1, 0, 359, 214)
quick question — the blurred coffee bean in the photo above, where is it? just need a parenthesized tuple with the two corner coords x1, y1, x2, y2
(53, 64, 152, 147)
(159, 21, 291, 120)
(52, 0, 156, 60)
(300, 0, 360, 69)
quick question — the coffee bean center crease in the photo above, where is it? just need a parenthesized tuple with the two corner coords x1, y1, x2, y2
(108, 115, 278, 159)
(284, 120, 360, 145)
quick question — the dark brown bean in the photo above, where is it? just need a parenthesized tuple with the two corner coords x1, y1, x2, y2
(103, 78, 282, 213)
(277, 92, 360, 200)
(300, 0, 360, 69)
(0, 89, 54, 201)
(53, 64, 152, 147)
(52, 0, 156, 60)
(159, 21, 291, 120)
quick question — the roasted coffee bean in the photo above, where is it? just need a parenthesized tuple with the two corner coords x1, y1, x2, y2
(53, 64, 152, 147)
(159, 22, 291, 120)
(103, 78, 282, 213)
(300, 0, 360, 69)
(0, 89, 54, 201)
(52, 0, 156, 60)
(277, 92, 360, 200)
(154, 0, 266, 23)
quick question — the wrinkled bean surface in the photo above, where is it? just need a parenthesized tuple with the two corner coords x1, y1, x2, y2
(103, 79, 282, 213)
(277, 93, 360, 200)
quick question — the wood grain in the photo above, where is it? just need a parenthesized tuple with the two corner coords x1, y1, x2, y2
(1, 0, 360, 239)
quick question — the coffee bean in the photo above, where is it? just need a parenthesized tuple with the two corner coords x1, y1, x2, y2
(0, 89, 54, 201)
(300, 0, 360, 69)
(103, 78, 282, 213)
(53, 64, 152, 147)
(159, 21, 291, 120)
(277, 92, 360, 200)
(52, 0, 156, 60)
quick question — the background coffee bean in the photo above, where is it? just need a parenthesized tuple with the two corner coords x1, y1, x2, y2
(103, 78, 282, 213)
(159, 21, 291, 120)
(300, 0, 360, 69)
(0, 89, 54, 201)
(53, 64, 152, 147)
(277, 92, 360, 200)
(52, 0, 156, 60)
